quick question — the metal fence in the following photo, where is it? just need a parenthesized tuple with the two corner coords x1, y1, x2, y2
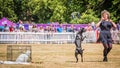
(7, 45, 32, 62)
(0, 31, 119, 44)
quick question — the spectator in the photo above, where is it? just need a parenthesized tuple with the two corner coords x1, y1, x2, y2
(18, 26, 25, 32)
(91, 21, 96, 30)
(56, 24, 63, 33)
(44, 26, 51, 43)
(44, 26, 50, 32)
(50, 24, 55, 32)
(69, 24, 75, 32)
(18, 20, 24, 29)
(0, 28, 3, 32)
(0, 26, 4, 32)
(9, 25, 14, 32)
(32, 25, 38, 32)
(85, 23, 93, 31)
(96, 27, 101, 43)
(4, 24, 9, 32)
(38, 26, 44, 32)
(117, 20, 120, 31)
(63, 25, 69, 32)
(28, 24, 33, 32)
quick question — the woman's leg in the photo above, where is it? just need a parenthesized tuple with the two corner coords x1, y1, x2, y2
(107, 43, 112, 55)
(103, 43, 108, 61)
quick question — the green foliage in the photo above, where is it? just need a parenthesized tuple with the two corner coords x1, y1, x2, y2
(111, 0, 120, 22)
(28, 0, 54, 23)
(70, 18, 80, 24)
(70, 9, 99, 24)
(49, 0, 66, 23)
(79, 9, 99, 24)
(0, 0, 17, 22)
(0, 0, 119, 23)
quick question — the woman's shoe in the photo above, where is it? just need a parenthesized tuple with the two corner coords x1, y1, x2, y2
(103, 57, 108, 62)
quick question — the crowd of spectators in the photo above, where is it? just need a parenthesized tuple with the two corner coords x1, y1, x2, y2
(0, 20, 81, 33)
(0, 20, 120, 33)
(0, 20, 120, 44)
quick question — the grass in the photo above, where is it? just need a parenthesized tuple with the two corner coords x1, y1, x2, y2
(0, 43, 120, 68)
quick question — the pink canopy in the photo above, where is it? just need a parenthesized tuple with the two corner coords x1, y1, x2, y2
(0, 17, 16, 26)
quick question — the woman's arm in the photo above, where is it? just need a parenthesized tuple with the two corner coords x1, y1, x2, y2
(96, 17, 104, 28)
(96, 20, 102, 28)
(110, 20, 117, 28)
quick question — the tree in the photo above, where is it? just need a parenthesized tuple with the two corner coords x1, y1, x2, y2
(0, 0, 119, 23)
(70, 9, 99, 24)
(28, 0, 53, 23)
(0, 0, 17, 22)
(13, 0, 32, 21)
(111, 0, 120, 22)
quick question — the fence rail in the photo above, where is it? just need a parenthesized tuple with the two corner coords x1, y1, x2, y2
(0, 31, 119, 44)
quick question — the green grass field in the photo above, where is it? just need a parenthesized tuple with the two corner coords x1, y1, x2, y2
(0, 43, 120, 68)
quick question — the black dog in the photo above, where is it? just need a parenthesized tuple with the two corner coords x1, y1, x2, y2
(74, 28, 86, 63)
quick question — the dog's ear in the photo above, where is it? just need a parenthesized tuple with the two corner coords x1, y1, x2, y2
(79, 28, 84, 32)
(80, 28, 83, 30)
(81, 28, 86, 32)
(77, 29, 81, 34)
(78, 28, 86, 34)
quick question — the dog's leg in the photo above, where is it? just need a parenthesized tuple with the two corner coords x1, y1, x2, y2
(81, 49, 84, 62)
(75, 50, 78, 63)
(81, 53, 83, 62)
(81, 36, 86, 41)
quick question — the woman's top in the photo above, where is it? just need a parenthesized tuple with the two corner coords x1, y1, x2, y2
(100, 20, 113, 31)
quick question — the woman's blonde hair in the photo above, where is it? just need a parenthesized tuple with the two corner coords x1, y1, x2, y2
(101, 10, 110, 19)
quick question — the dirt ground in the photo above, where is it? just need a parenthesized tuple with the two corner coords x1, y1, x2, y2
(0, 43, 120, 68)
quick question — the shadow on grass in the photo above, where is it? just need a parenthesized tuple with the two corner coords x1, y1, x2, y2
(84, 60, 103, 62)
(66, 61, 76, 63)
(66, 60, 103, 63)
(33, 61, 44, 64)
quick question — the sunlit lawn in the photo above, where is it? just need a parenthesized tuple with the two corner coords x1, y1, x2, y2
(0, 43, 120, 68)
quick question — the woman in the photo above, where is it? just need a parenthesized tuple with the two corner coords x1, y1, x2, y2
(96, 10, 116, 62)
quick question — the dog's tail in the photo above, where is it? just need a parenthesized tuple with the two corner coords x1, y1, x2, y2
(77, 48, 84, 54)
